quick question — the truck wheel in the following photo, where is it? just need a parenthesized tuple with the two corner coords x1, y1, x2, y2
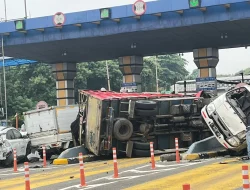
(135, 109, 157, 117)
(133, 142, 150, 150)
(132, 149, 150, 157)
(113, 118, 133, 141)
(135, 100, 156, 110)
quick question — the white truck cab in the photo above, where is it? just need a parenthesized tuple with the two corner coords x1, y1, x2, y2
(202, 85, 250, 152)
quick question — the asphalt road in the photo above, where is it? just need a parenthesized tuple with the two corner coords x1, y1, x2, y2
(0, 156, 248, 190)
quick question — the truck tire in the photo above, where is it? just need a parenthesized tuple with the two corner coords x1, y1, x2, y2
(135, 100, 156, 110)
(133, 142, 150, 150)
(132, 149, 150, 157)
(113, 118, 133, 141)
(135, 109, 157, 117)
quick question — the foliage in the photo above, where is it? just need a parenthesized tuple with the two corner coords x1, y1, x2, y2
(75, 60, 122, 98)
(186, 69, 198, 80)
(186, 69, 235, 79)
(235, 68, 250, 76)
(1, 54, 189, 120)
(2, 64, 56, 117)
(217, 74, 233, 77)
(141, 55, 189, 91)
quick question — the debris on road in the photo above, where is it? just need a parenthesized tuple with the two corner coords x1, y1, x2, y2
(160, 153, 182, 162)
(27, 150, 41, 163)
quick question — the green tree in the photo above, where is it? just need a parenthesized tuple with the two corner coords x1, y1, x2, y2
(235, 68, 250, 76)
(3, 63, 56, 117)
(75, 60, 122, 92)
(187, 69, 198, 80)
(141, 55, 189, 91)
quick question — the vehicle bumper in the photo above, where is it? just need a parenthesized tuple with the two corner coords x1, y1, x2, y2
(0, 148, 11, 160)
(201, 106, 242, 150)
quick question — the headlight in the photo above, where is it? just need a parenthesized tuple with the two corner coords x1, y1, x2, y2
(237, 131, 246, 140)
(206, 103, 216, 116)
(226, 137, 240, 147)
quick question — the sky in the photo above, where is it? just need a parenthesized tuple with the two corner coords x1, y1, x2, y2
(0, 0, 249, 75)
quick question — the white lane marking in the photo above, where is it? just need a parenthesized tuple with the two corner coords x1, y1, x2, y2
(59, 185, 79, 190)
(99, 175, 145, 181)
(0, 173, 22, 176)
(58, 159, 220, 190)
(155, 164, 187, 168)
(125, 169, 159, 173)
(58, 164, 185, 190)
(81, 181, 118, 189)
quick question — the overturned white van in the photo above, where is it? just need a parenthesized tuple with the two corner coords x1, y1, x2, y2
(201, 84, 250, 152)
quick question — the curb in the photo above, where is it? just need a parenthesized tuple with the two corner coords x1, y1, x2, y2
(182, 150, 229, 161)
(53, 155, 96, 165)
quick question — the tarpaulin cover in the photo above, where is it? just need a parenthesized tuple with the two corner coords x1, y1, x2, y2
(80, 90, 194, 100)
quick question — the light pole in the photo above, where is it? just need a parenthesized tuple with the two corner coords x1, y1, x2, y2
(106, 60, 111, 91)
(1, 35, 8, 125)
(155, 56, 159, 93)
(24, 0, 28, 19)
(240, 72, 244, 83)
(4, 0, 7, 21)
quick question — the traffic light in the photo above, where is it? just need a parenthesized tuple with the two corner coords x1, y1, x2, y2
(100, 8, 111, 19)
(189, 0, 201, 8)
(15, 20, 25, 30)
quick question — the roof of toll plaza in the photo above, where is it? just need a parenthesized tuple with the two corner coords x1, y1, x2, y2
(0, 0, 250, 64)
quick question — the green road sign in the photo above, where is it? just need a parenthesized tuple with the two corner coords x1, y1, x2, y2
(100, 8, 110, 19)
(189, 0, 200, 8)
(15, 20, 25, 30)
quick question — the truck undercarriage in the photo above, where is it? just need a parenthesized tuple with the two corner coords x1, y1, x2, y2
(70, 90, 212, 157)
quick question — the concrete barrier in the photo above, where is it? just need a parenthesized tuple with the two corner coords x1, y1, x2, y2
(160, 153, 183, 162)
(185, 136, 226, 154)
(53, 146, 95, 165)
(183, 150, 228, 161)
(182, 136, 228, 161)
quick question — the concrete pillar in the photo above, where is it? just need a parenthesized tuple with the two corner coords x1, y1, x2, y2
(52, 63, 76, 106)
(119, 56, 143, 92)
(193, 48, 219, 95)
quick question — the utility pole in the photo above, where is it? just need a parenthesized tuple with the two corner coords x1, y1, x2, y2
(4, 0, 7, 21)
(155, 56, 159, 93)
(106, 60, 111, 91)
(240, 72, 244, 83)
(184, 80, 187, 95)
(24, 0, 28, 19)
(1, 35, 8, 124)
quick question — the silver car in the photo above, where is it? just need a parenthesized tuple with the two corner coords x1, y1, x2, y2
(0, 126, 30, 166)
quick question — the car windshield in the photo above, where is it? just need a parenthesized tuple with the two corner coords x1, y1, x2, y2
(226, 87, 250, 125)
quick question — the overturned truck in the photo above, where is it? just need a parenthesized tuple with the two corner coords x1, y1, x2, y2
(70, 90, 211, 157)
